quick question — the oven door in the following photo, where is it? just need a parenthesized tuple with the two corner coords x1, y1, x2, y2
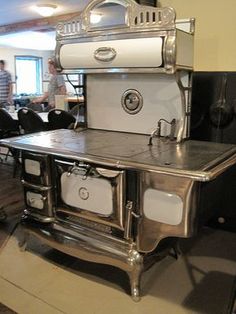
(55, 159, 125, 230)
(23, 184, 54, 219)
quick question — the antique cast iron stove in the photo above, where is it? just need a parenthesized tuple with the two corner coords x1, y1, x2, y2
(2, 0, 236, 301)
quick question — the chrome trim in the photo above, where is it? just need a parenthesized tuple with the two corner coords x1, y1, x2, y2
(175, 71, 187, 142)
(58, 29, 171, 45)
(56, 0, 176, 39)
(57, 67, 168, 75)
(54, 0, 193, 74)
(59, 214, 112, 234)
(121, 89, 143, 115)
(7, 137, 235, 182)
(175, 71, 193, 142)
(189, 18, 195, 35)
(124, 200, 133, 240)
(163, 31, 176, 74)
(56, 207, 123, 230)
(21, 219, 143, 301)
(21, 180, 52, 191)
(23, 210, 55, 223)
(201, 153, 236, 179)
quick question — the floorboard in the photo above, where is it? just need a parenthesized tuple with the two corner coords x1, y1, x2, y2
(0, 159, 24, 313)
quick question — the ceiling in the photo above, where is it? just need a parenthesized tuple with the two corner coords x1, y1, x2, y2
(0, 0, 89, 26)
(0, 0, 90, 50)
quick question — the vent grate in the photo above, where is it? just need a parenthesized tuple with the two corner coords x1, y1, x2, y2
(57, 20, 81, 36)
(134, 9, 162, 25)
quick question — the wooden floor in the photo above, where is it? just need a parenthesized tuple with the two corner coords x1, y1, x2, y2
(0, 158, 24, 246)
(0, 158, 24, 314)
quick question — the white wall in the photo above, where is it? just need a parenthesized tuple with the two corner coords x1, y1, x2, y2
(0, 46, 52, 93)
(161, 0, 236, 71)
(0, 46, 76, 95)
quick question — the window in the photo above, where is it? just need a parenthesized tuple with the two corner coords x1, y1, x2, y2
(15, 56, 42, 95)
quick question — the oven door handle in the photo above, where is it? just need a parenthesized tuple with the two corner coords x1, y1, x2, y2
(67, 164, 99, 180)
(124, 201, 141, 240)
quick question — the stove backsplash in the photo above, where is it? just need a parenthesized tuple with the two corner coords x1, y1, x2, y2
(87, 73, 189, 137)
(190, 72, 236, 144)
(190, 71, 236, 232)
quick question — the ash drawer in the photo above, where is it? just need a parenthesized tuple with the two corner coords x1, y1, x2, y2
(23, 182, 54, 217)
(22, 151, 52, 186)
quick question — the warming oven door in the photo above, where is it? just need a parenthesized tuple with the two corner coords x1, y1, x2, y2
(54, 159, 126, 230)
(23, 184, 54, 218)
(22, 151, 52, 186)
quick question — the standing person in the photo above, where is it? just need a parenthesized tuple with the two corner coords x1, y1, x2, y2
(33, 57, 66, 111)
(0, 60, 13, 107)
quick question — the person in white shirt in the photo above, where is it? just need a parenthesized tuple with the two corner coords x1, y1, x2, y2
(33, 57, 66, 110)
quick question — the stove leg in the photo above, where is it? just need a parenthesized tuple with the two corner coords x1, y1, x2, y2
(128, 268, 142, 302)
(127, 250, 143, 302)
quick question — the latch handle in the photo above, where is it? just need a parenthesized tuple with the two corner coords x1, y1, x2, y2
(94, 47, 117, 62)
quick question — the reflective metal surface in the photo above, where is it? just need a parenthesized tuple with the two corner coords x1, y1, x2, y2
(2, 129, 236, 181)
(20, 219, 144, 301)
(6, 127, 236, 302)
(121, 89, 143, 115)
(3, 0, 236, 303)
(138, 172, 198, 252)
(54, 0, 194, 143)
(55, 0, 193, 74)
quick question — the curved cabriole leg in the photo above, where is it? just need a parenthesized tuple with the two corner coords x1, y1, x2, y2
(127, 250, 143, 302)
(128, 268, 142, 302)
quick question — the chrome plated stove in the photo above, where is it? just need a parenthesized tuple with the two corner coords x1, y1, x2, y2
(2, 0, 236, 301)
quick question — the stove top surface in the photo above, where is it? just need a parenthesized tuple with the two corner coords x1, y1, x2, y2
(2, 128, 236, 181)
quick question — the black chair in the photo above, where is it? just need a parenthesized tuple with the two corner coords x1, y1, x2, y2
(18, 107, 47, 134)
(48, 109, 76, 130)
(0, 108, 21, 176)
(0, 101, 9, 109)
(0, 108, 20, 138)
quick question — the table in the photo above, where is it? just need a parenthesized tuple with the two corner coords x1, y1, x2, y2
(67, 96, 84, 103)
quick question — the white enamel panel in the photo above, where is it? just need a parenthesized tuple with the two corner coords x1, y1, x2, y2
(176, 30, 193, 68)
(143, 189, 183, 225)
(25, 159, 41, 176)
(60, 173, 113, 216)
(87, 73, 188, 135)
(60, 37, 163, 69)
(26, 192, 44, 210)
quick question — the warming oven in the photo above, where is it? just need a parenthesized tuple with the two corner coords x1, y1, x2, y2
(1, 0, 236, 301)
